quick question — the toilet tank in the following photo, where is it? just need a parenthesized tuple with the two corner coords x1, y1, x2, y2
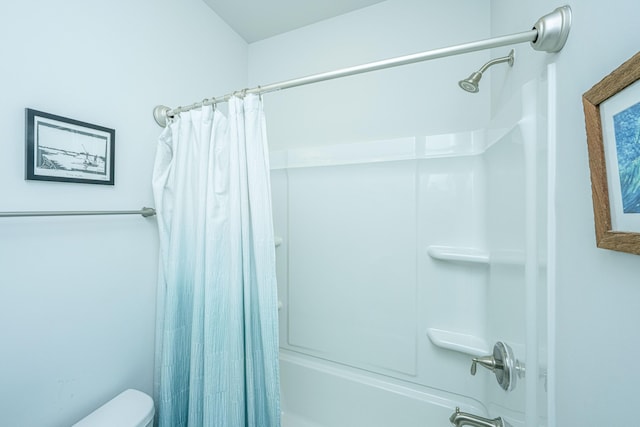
(72, 389, 155, 427)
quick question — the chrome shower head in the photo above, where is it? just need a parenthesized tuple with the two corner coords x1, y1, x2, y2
(458, 49, 515, 93)
(459, 71, 482, 93)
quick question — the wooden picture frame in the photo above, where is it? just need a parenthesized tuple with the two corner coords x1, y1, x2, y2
(25, 109, 115, 185)
(582, 51, 640, 255)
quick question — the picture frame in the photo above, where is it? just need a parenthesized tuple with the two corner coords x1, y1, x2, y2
(582, 51, 640, 255)
(25, 108, 115, 185)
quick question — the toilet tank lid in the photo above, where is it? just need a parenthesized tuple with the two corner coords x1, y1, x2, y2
(72, 389, 155, 427)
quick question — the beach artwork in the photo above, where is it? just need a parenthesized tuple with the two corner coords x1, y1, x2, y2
(582, 52, 640, 254)
(26, 109, 114, 185)
(612, 101, 640, 214)
(35, 121, 108, 178)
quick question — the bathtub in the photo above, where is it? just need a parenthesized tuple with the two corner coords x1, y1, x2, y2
(279, 350, 486, 427)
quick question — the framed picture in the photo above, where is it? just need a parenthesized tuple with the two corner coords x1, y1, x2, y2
(583, 51, 640, 255)
(25, 109, 115, 185)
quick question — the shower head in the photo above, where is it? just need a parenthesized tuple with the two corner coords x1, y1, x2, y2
(459, 71, 483, 93)
(458, 49, 515, 93)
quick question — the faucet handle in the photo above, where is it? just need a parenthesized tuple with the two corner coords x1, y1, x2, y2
(470, 355, 503, 375)
(470, 342, 522, 391)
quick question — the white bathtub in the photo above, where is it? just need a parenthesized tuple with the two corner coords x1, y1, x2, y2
(279, 350, 487, 427)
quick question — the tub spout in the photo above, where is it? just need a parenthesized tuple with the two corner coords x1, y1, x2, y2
(449, 407, 508, 427)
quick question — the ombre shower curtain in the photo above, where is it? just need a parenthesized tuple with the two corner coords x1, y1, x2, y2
(152, 94, 281, 427)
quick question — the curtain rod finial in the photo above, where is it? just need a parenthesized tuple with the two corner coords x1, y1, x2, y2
(153, 105, 171, 127)
(141, 207, 157, 217)
(531, 5, 572, 53)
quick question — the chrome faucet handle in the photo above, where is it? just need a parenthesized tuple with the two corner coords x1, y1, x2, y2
(470, 341, 523, 391)
(470, 355, 503, 375)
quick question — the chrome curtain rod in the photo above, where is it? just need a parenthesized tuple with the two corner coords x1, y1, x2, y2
(0, 207, 156, 218)
(153, 6, 571, 127)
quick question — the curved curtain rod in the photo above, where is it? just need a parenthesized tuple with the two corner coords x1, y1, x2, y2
(153, 5, 571, 127)
(0, 207, 156, 218)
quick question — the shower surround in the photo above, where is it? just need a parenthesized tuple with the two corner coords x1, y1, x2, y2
(269, 78, 550, 426)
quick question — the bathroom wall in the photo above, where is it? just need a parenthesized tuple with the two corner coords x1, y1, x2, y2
(490, 1, 640, 426)
(3, 1, 635, 426)
(248, 0, 492, 150)
(0, 1, 247, 425)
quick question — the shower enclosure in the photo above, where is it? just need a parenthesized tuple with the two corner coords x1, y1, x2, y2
(270, 73, 554, 427)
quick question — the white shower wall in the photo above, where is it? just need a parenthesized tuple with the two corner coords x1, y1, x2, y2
(270, 100, 541, 424)
(269, 74, 552, 427)
(271, 131, 495, 395)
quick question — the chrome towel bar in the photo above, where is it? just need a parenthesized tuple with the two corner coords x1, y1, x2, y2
(0, 207, 156, 218)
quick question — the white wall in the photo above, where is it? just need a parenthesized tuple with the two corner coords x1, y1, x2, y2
(491, 1, 640, 426)
(4, 1, 636, 425)
(249, 0, 491, 150)
(0, 1, 247, 425)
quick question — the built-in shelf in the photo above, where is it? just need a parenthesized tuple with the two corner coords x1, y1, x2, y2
(426, 328, 489, 357)
(427, 245, 490, 264)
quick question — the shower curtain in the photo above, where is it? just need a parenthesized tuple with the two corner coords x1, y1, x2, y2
(152, 95, 281, 427)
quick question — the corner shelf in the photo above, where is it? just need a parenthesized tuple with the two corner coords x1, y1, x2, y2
(427, 245, 489, 264)
(426, 328, 489, 356)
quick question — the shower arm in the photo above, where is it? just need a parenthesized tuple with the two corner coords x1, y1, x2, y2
(153, 5, 572, 127)
(477, 51, 515, 75)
